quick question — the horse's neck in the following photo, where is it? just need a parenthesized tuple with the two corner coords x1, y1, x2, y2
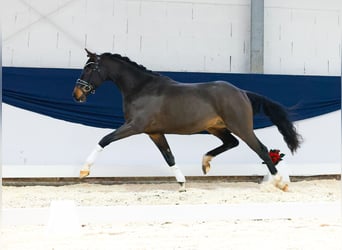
(107, 59, 155, 96)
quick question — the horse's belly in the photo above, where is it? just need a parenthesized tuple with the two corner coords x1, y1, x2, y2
(146, 114, 225, 134)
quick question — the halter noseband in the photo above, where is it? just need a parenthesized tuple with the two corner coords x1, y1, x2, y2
(76, 61, 101, 94)
(75, 78, 96, 94)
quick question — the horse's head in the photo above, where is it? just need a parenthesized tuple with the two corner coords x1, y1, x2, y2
(73, 49, 107, 103)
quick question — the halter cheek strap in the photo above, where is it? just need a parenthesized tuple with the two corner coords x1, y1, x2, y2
(76, 60, 102, 94)
(84, 61, 99, 69)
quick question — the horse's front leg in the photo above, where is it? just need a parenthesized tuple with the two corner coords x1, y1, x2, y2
(80, 123, 139, 178)
(148, 133, 186, 192)
(80, 144, 103, 178)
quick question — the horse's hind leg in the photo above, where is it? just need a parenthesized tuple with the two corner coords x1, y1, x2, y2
(148, 133, 186, 192)
(238, 131, 288, 191)
(203, 128, 239, 174)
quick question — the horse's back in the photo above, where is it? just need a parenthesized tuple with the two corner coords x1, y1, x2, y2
(164, 80, 249, 113)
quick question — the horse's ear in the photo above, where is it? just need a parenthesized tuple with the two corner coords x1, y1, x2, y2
(85, 48, 97, 60)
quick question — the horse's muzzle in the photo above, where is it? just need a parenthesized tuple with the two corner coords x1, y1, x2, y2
(72, 87, 87, 103)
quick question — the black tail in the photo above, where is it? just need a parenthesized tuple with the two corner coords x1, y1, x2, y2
(246, 92, 302, 153)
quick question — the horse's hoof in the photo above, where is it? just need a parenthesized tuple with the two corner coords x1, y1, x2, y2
(202, 165, 210, 175)
(202, 155, 213, 175)
(276, 183, 289, 192)
(281, 184, 289, 192)
(79, 170, 90, 179)
(178, 182, 186, 192)
(272, 174, 289, 192)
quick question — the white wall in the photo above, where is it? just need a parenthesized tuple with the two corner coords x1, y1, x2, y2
(2, 0, 342, 74)
(2, 0, 251, 72)
(264, 0, 342, 75)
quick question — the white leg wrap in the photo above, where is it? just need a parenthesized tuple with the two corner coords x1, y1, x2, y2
(277, 164, 291, 183)
(170, 165, 186, 183)
(263, 162, 290, 183)
(83, 145, 103, 170)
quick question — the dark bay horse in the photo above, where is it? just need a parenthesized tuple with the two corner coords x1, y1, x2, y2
(73, 49, 302, 191)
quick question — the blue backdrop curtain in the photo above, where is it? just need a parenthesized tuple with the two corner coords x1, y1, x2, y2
(3, 67, 341, 129)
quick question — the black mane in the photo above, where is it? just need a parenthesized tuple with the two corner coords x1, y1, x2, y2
(101, 53, 160, 76)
